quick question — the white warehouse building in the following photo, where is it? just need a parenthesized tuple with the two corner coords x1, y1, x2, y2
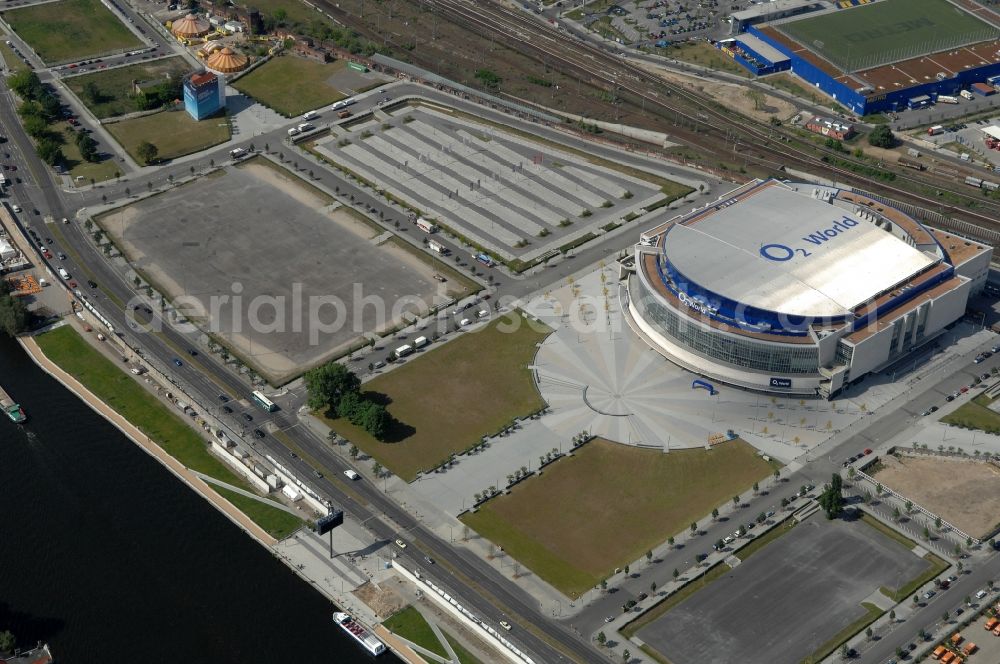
(626, 179, 991, 398)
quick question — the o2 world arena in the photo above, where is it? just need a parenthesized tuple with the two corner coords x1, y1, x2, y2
(626, 179, 991, 398)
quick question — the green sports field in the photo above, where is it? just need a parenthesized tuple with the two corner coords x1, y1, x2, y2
(778, 0, 995, 72)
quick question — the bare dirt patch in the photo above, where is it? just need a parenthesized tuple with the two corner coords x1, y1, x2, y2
(872, 454, 1000, 539)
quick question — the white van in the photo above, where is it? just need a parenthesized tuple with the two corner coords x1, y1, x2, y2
(58, 267, 70, 280)
(331, 98, 355, 110)
(344, 469, 360, 480)
(287, 127, 300, 137)
(394, 344, 413, 359)
(302, 110, 319, 121)
(413, 335, 428, 349)
(297, 122, 313, 132)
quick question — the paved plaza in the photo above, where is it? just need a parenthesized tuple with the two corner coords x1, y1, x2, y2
(637, 515, 932, 664)
(101, 159, 459, 382)
(313, 105, 679, 262)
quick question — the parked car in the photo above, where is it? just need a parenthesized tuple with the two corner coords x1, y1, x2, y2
(253, 428, 264, 438)
(172, 357, 182, 367)
(395, 538, 407, 549)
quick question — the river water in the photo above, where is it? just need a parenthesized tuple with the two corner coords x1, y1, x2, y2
(0, 334, 398, 663)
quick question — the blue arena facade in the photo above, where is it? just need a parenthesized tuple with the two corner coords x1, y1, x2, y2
(626, 180, 991, 397)
(744, 26, 1000, 115)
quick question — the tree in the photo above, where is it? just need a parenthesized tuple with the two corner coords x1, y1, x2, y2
(868, 125, 896, 148)
(943, 610, 950, 622)
(357, 400, 390, 440)
(600, 578, 608, 592)
(711, 507, 719, 521)
(596, 631, 606, 647)
(623, 564, 629, 576)
(840, 643, 850, 660)
(0, 281, 30, 335)
(372, 461, 382, 477)
(922, 526, 930, 540)
(82, 80, 103, 104)
(732, 495, 740, 507)
(892, 507, 901, 522)
(818, 474, 845, 519)
(337, 389, 364, 421)
(475, 68, 502, 89)
(348, 444, 359, 459)
(645, 550, 653, 564)
(773, 468, 780, 482)
(305, 362, 361, 412)
(690, 522, 697, 534)
(672, 568, 679, 581)
(905, 500, 913, 514)
(752, 481, 759, 495)
(935, 516, 942, 530)
(0, 630, 15, 653)
(622, 649, 630, 663)
(865, 626, 873, 641)
(650, 581, 657, 594)
(667, 536, 675, 549)
(137, 140, 158, 165)
(889, 609, 895, 622)
(913, 594, 919, 606)
(36, 137, 64, 166)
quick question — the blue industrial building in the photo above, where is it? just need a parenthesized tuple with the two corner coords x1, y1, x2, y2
(183, 71, 226, 121)
(716, 34, 790, 76)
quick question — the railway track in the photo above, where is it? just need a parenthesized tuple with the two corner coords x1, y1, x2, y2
(409, 0, 1000, 240)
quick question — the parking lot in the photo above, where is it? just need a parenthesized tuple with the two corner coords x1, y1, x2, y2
(637, 515, 932, 664)
(567, 0, 754, 48)
(98, 158, 466, 383)
(923, 116, 1000, 170)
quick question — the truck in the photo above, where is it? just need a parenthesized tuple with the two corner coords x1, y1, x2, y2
(297, 122, 313, 133)
(337, 110, 352, 119)
(427, 239, 447, 254)
(937, 95, 960, 104)
(908, 95, 932, 109)
(331, 98, 356, 111)
(413, 336, 428, 349)
(0, 173, 7, 186)
(965, 175, 983, 187)
(416, 217, 437, 233)
(928, 125, 945, 136)
(394, 344, 413, 359)
(961, 89, 975, 100)
(984, 617, 998, 630)
(229, 147, 247, 159)
(302, 110, 319, 121)
(58, 267, 70, 280)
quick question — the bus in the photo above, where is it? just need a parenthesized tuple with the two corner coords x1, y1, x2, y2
(251, 390, 277, 412)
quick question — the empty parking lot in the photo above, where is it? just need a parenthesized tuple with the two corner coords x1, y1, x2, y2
(100, 158, 470, 382)
(638, 515, 931, 664)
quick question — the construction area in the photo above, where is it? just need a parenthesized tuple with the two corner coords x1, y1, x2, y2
(312, 103, 682, 265)
(871, 453, 1000, 540)
(96, 158, 471, 383)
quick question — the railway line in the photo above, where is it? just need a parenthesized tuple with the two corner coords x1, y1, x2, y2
(393, 0, 1000, 241)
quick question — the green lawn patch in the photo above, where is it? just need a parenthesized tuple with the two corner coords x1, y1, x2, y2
(443, 633, 483, 664)
(801, 602, 883, 664)
(211, 486, 303, 539)
(36, 326, 246, 483)
(106, 109, 231, 162)
(65, 56, 192, 119)
(0, 33, 26, 72)
(940, 398, 1000, 433)
(381, 607, 448, 658)
(233, 56, 347, 117)
(322, 312, 550, 481)
(766, 72, 848, 112)
(55, 123, 124, 185)
(3, 0, 141, 64)
(668, 41, 750, 78)
(462, 439, 775, 598)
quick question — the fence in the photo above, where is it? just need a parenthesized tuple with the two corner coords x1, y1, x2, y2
(853, 464, 979, 545)
(850, 187, 1000, 246)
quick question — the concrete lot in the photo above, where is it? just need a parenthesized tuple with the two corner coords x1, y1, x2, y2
(100, 159, 457, 382)
(314, 104, 669, 262)
(637, 515, 931, 664)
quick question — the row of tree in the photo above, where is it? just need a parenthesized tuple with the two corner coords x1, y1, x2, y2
(304, 362, 391, 440)
(9, 70, 99, 167)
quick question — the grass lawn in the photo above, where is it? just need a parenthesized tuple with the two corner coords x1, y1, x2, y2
(322, 312, 550, 481)
(668, 42, 750, 78)
(443, 633, 483, 664)
(234, 56, 347, 117)
(36, 326, 247, 484)
(65, 56, 192, 119)
(940, 394, 1000, 432)
(779, 0, 990, 72)
(211, 486, 303, 540)
(54, 123, 124, 185)
(461, 438, 776, 597)
(765, 73, 847, 112)
(3, 0, 141, 64)
(381, 607, 448, 658)
(0, 33, 26, 72)
(106, 109, 231, 162)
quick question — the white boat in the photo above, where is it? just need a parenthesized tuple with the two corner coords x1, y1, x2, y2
(333, 611, 386, 656)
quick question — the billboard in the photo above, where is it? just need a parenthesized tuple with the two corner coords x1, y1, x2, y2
(315, 509, 344, 535)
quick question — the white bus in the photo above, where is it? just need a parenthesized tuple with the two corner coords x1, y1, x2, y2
(251, 390, 277, 412)
(416, 218, 437, 233)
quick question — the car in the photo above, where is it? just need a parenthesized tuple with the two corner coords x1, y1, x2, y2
(922, 409, 932, 416)
(929, 406, 938, 413)
(289, 451, 297, 458)
(985, 351, 993, 359)
(86, 279, 96, 287)
(976, 589, 988, 599)
(253, 428, 264, 438)
(61, 217, 69, 224)
(982, 373, 991, 381)
(218, 394, 229, 402)
(67, 280, 77, 288)
(187, 348, 197, 356)
(424, 556, 435, 564)
(974, 356, 984, 364)
(863, 448, 872, 455)
(946, 395, 955, 402)
(499, 621, 512, 631)
(172, 358, 182, 366)
(604, 615, 614, 623)
(242, 413, 253, 421)
(222, 405, 233, 414)
(313, 470, 323, 479)
(947, 575, 958, 583)
(57, 252, 66, 260)
(637, 592, 648, 601)
(395, 538, 407, 549)
(961, 386, 969, 393)
(923, 590, 936, 600)
(45, 237, 52, 244)
(955, 607, 964, 616)
(344, 469, 360, 480)
(766, 510, 775, 518)
(11, 204, 20, 212)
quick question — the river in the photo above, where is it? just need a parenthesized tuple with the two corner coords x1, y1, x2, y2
(0, 334, 398, 663)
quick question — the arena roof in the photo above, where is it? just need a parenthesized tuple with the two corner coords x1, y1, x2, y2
(663, 184, 937, 318)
